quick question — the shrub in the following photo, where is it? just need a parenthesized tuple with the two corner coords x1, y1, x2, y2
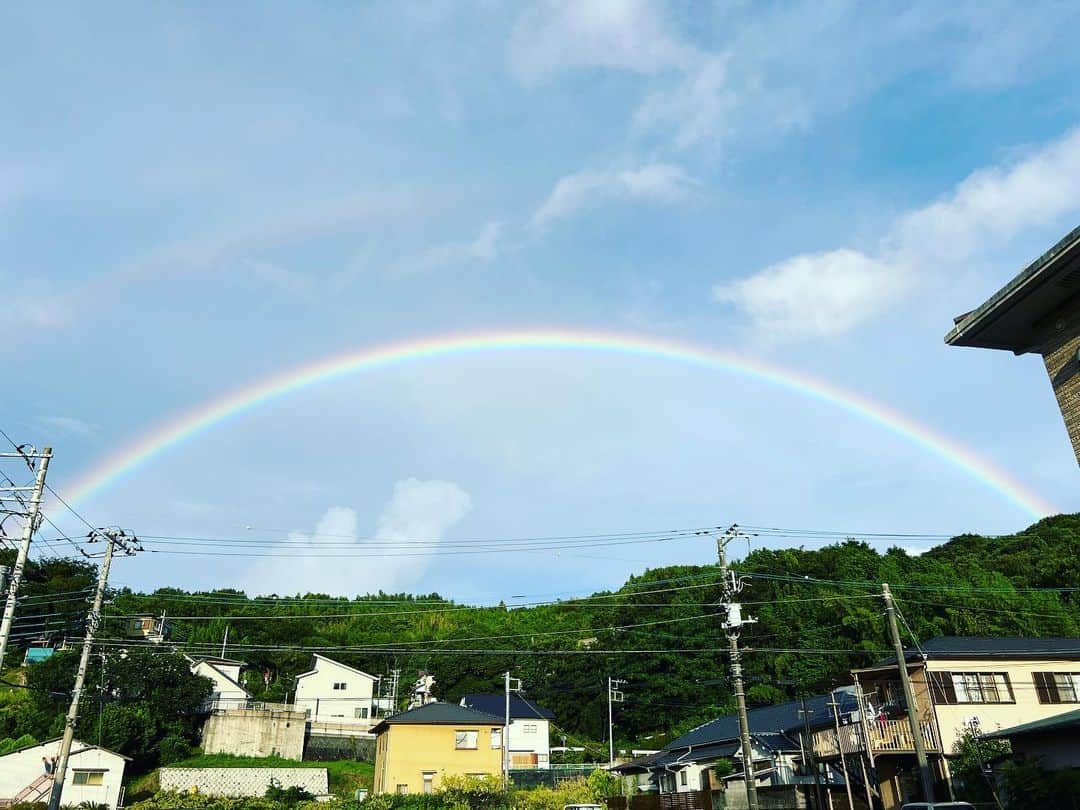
(157, 734, 192, 766)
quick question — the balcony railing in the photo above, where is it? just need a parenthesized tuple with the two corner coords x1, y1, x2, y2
(810, 718, 938, 758)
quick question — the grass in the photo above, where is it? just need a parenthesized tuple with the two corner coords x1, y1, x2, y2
(166, 753, 374, 797)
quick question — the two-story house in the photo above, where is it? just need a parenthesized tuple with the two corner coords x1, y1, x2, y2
(809, 636, 1080, 810)
(615, 691, 860, 804)
(188, 656, 252, 712)
(459, 694, 555, 770)
(294, 654, 391, 730)
(372, 702, 504, 794)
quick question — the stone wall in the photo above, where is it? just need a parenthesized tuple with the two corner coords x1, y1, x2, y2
(159, 768, 328, 798)
(202, 707, 306, 760)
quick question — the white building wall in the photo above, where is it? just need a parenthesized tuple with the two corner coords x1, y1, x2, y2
(0, 741, 126, 809)
(507, 718, 551, 769)
(193, 661, 250, 709)
(294, 655, 379, 725)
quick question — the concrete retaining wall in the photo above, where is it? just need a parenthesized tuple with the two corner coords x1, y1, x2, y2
(159, 767, 328, 797)
(201, 708, 306, 760)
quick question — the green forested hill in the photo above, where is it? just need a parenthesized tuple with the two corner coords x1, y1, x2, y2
(3, 514, 1078, 750)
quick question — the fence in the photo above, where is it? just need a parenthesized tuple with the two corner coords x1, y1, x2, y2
(606, 789, 713, 810)
(303, 734, 375, 762)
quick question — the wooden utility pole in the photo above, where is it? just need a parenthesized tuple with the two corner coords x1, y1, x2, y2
(882, 583, 934, 804)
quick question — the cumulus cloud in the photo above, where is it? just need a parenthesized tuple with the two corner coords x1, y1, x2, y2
(531, 163, 695, 229)
(715, 127, 1080, 341)
(714, 250, 910, 341)
(241, 478, 472, 597)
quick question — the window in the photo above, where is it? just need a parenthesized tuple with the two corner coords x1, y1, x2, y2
(930, 672, 1014, 704)
(455, 730, 479, 749)
(396, 785, 408, 795)
(1034, 672, 1080, 704)
(355, 707, 369, 719)
(333, 682, 347, 690)
(522, 723, 537, 734)
(423, 772, 436, 795)
(491, 728, 503, 749)
(72, 771, 105, 787)
(679, 770, 687, 786)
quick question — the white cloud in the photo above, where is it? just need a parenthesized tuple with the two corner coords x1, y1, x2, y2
(37, 415, 96, 438)
(531, 163, 695, 229)
(402, 221, 503, 273)
(714, 249, 910, 341)
(241, 479, 471, 597)
(716, 127, 1080, 341)
(507, 0, 691, 84)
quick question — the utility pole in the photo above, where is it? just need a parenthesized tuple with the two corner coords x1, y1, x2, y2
(717, 525, 759, 810)
(0, 446, 51, 671)
(607, 677, 626, 767)
(882, 583, 934, 804)
(852, 675, 877, 810)
(221, 624, 230, 658)
(48, 528, 140, 810)
(798, 697, 825, 809)
(828, 691, 854, 810)
(502, 672, 522, 787)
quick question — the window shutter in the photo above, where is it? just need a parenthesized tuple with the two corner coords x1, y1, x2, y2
(929, 671, 956, 704)
(1033, 672, 1057, 704)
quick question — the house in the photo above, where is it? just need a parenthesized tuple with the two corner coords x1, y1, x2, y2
(945, 224, 1080, 463)
(188, 655, 252, 712)
(372, 702, 504, 794)
(459, 694, 555, 770)
(810, 636, 1080, 810)
(983, 706, 1080, 771)
(0, 738, 129, 809)
(614, 691, 859, 801)
(294, 654, 390, 729)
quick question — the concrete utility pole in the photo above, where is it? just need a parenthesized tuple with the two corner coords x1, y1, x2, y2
(48, 528, 140, 810)
(607, 677, 626, 767)
(828, 692, 854, 810)
(798, 697, 825, 809)
(717, 525, 759, 810)
(882, 583, 934, 804)
(502, 671, 521, 787)
(0, 446, 51, 671)
(852, 675, 877, 810)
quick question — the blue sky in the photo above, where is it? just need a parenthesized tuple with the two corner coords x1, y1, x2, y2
(3, 1, 1079, 602)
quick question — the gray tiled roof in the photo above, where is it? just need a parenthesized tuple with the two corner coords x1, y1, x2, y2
(460, 694, 555, 720)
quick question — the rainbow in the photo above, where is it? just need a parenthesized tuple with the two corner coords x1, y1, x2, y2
(64, 328, 1056, 518)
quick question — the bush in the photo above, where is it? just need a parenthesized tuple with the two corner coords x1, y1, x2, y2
(157, 734, 192, 766)
(265, 785, 316, 807)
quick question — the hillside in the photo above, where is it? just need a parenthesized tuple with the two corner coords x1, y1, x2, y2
(3, 514, 1079, 749)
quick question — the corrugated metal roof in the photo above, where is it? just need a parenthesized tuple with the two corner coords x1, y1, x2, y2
(983, 707, 1080, 740)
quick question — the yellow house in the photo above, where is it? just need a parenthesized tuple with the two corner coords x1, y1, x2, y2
(372, 702, 505, 794)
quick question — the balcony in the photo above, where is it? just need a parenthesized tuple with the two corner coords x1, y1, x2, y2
(810, 718, 939, 758)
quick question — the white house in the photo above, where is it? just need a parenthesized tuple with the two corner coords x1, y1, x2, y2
(294, 654, 388, 727)
(459, 694, 554, 770)
(0, 738, 129, 809)
(189, 655, 252, 711)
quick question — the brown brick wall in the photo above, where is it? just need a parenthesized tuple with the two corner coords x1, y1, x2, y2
(1041, 329, 1080, 464)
